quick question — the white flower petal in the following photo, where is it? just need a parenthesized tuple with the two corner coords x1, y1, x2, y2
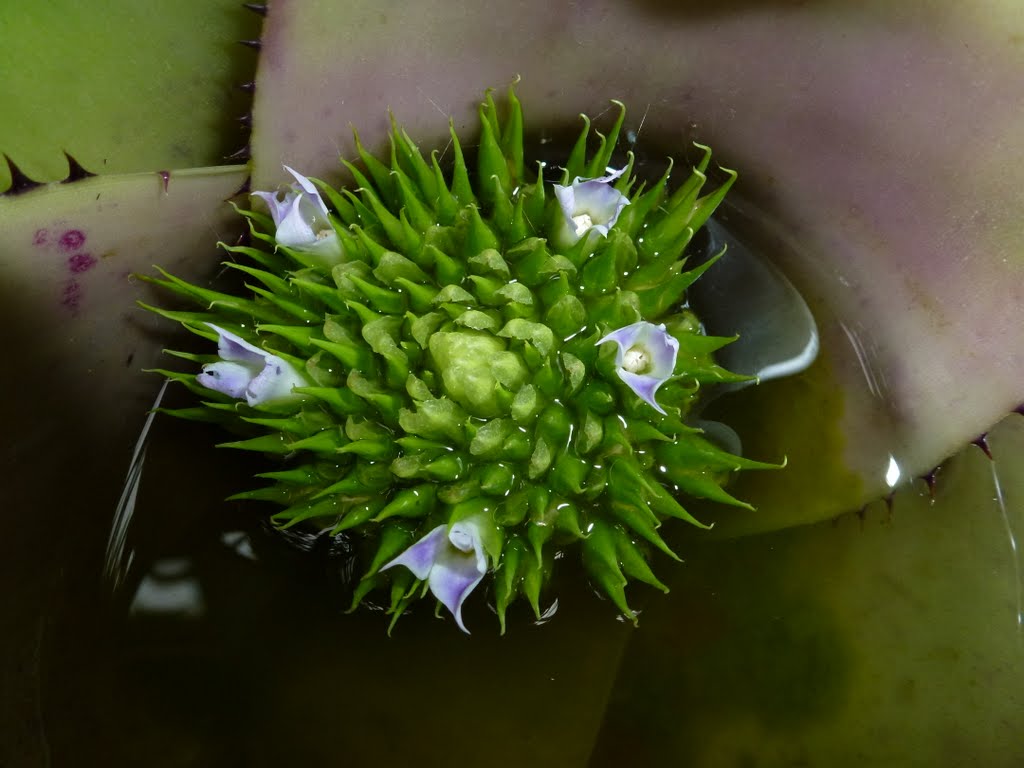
(633, 322, 680, 378)
(571, 179, 630, 225)
(379, 518, 489, 633)
(298, 232, 344, 262)
(554, 183, 576, 220)
(197, 361, 258, 399)
(252, 167, 339, 260)
(553, 167, 630, 246)
(616, 370, 668, 415)
(597, 321, 680, 413)
(429, 521, 488, 633)
(284, 165, 330, 217)
(381, 524, 447, 581)
(250, 189, 296, 229)
(245, 353, 308, 406)
(197, 325, 308, 406)
(207, 323, 268, 365)
(273, 195, 320, 248)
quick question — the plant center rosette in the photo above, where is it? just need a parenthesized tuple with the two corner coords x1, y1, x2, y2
(142, 88, 782, 634)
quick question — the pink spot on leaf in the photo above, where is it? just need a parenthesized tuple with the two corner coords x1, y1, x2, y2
(68, 252, 96, 274)
(59, 229, 86, 251)
(61, 280, 82, 313)
(33, 229, 49, 246)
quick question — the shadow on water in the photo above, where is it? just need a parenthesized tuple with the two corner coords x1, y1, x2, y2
(588, 528, 854, 766)
(589, 415, 1024, 767)
(0, 290, 133, 765)
(28, 395, 636, 767)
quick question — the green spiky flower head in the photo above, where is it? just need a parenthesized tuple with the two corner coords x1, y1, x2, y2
(143, 87, 780, 633)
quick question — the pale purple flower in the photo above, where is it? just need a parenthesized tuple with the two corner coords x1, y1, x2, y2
(553, 167, 630, 246)
(596, 320, 679, 414)
(251, 166, 342, 262)
(197, 324, 308, 407)
(382, 517, 488, 633)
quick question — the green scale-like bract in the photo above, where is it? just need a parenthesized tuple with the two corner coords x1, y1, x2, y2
(144, 90, 779, 631)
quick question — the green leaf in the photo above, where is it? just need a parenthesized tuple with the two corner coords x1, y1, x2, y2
(227, 484, 297, 504)
(562, 113, 591, 184)
(527, 518, 554, 563)
(373, 251, 431, 286)
(495, 537, 524, 635)
(360, 522, 417, 578)
(454, 309, 501, 332)
(497, 319, 555, 357)
(293, 386, 368, 419)
(469, 418, 513, 457)
(468, 248, 511, 278)
(332, 498, 387, 533)
(349, 275, 406, 314)
(310, 337, 373, 371)
(398, 398, 467, 444)
(476, 96, 511, 207)
(351, 127, 397, 207)
(494, 281, 534, 307)
(217, 433, 294, 455)
(256, 323, 317, 352)
(560, 353, 586, 394)
(575, 410, 604, 455)
(510, 384, 540, 424)
(432, 284, 477, 306)
(391, 163, 435, 233)
(289, 428, 350, 456)
(527, 437, 553, 479)
(272, 497, 344, 529)
(501, 85, 525, 184)
(581, 521, 636, 624)
(545, 295, 587, 338)
(583, 100, 626, 179)
(463, 204, 500, 255)
(612, 528, 669, 594)
(479, 463, 515, 496)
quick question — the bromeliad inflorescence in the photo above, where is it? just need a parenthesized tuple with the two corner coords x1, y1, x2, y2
(142, 88, 781, 633)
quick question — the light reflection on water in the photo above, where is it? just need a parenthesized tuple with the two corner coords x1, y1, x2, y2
(692, 218, 820, 387)
(988, 453, 1023, 632)
(129, 557, 205, 619)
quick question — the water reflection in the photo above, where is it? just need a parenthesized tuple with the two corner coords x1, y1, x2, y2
(838, 320, 888, 402)
(691, 218, 819, 386)
(104, 381, 168, 592)
(130, 557, 206, 618)
(987, 449, 1023, 632)
(884, 455, 902, 488)
(220, 530, 258, 561)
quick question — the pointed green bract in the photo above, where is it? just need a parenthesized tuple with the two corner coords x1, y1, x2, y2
(145, 89, 775, 630)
